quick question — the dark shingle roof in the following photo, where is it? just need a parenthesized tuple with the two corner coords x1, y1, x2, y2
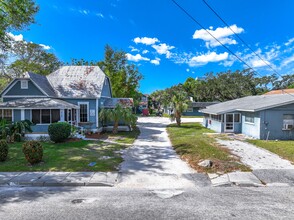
(27, 72, 56, 97)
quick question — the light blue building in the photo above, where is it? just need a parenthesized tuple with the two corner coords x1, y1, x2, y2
(200, 94, 294, 140)
(182, 102, 218, 117)
(0, 66, 132, 135)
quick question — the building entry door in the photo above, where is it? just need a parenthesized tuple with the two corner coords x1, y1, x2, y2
(224, 113, 234, 132)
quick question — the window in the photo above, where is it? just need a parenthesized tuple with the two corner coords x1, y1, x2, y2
(245, 113, 255, 124)
(283, 114, 294, 130)
(211, 114, 222, 122)
(234, 114, 241, 123)
(51, 110, 60, 123)
(32, 109, 60, 124)
(0, 109, 13, 122)
(187, 108, 193, 112)
(21, 80, 28, 89)
(79, 103, 88, 122)
(32, 110, 41, 124)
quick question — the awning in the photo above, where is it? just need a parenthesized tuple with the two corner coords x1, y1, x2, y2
(0, 98, 79, 109)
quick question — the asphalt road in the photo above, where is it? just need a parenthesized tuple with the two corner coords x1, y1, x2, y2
(0, 186, 294, 220)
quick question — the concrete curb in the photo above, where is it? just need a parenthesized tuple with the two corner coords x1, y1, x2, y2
(0, 172, 119, 187)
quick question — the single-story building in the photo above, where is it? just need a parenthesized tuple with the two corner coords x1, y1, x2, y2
(0, 66, 131, 135)
(182, 102, 218, 116)
(200, 94, 294, 140)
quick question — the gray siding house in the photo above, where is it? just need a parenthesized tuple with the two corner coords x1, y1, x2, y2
(200, 94, 294, 140)
(0, 66, 115, 134)
(182, 102, 218, 116)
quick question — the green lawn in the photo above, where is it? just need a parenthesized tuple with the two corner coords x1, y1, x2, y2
(107, 127, 140, 144)
(181, 116, 204, 118)
(167, 123, 250, 173)
(247, 140, 294, 162)
(0, 140, 127, 172)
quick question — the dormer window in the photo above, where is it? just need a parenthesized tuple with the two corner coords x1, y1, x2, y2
(21, 80, 28, 89)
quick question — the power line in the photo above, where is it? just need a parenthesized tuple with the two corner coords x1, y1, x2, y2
(202, 0, 281, 77)
(171, 0, 294, 98)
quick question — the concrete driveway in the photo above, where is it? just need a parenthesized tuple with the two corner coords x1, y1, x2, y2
(118, 117, 209, 189)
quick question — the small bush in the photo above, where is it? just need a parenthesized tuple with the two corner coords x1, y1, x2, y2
(48, 122, 71, 143)
(22, 141, 43, 165)
(0, 140, 8, 162)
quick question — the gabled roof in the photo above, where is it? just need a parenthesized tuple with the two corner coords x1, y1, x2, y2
(47, 66, 108, 98)
(264, 89, 294, 95)
(200, 94, 294, 115)
(25, 72, 56, 97)
(0, 98, 79, 109)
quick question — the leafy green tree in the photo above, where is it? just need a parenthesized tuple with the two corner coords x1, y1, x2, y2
(8, 41, 62, 77)
(71, 45, 143, 101)
(0, 0, 39, 51)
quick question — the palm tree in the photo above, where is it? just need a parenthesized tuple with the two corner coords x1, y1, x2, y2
(170, 91, 189, 126)
(99, 104, 137, 134)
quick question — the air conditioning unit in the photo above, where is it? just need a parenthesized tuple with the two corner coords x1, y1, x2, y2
(285, 124, 294, 130)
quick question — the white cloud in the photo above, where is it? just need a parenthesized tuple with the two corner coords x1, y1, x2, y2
(79, 10, 89, 15)
(142, 50, 149, 54)
(193, 24, 244, 48)
(126, 53, 150, 62)
(281, 55, 294, 67)
(189, 52, 228, 67)
(150, 57, 160, 65)
(129, 46, 139, 52)
(152, 43, 175, 58)
(39, 44, 51, 50)
(134, 37, 159, 45)
(7, 32, 23, 41)
(186, 68, 190, 72)
(285, 38, 294, 46)
(96, 13, 104, 18)
(250, 59, 270, 68)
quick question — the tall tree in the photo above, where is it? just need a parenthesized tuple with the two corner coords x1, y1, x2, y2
(71, 45, 143, 103)
(0, 0, 39, 51)
(7, 41, 62, 77)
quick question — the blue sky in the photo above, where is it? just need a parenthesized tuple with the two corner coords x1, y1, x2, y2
(10, 0, 294, 94)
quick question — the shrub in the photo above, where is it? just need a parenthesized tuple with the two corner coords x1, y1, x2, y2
(0, 140, 8, 162)
(48, 122, 71, 143)
(22, 141, 43, 165)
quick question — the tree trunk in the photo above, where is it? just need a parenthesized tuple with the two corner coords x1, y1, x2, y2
(176, 111, 181, 126)
(113, 121, 119, 134)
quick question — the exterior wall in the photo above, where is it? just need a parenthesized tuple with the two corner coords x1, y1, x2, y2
(101, 79, 112, 97)
(182, 107, 204, 116)
(259, 103, 294, 140)
(241, 112, 261, 139)
(62, 98, 98, 130)
(4, 80, 45, 96)
(31, 124, 49, 133)
(25, 109, 31, 120)
(203, 117, 223, 133)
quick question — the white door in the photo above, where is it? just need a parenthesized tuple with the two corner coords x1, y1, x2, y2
(224, 113, 234, 132)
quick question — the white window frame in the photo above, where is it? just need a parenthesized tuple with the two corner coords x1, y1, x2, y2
(244, 113, 255, 124)
(21, 80, 28, 89)
(283, 114, 294, 130)
(78, 102, 89, 123)
(234, 113, 241, 123)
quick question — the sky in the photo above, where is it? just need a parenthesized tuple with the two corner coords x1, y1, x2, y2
(10, 0, 294, 94)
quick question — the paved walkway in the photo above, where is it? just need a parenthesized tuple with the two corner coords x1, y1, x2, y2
(117, 117, 210, 189)
(217, 139, 294, 169)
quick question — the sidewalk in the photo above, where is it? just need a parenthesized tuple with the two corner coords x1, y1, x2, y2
(0, 172, 119, 187)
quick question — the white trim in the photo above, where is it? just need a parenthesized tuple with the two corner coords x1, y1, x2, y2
(60, 109, 65, 122)
(1, 80, 18, 96)
(78, 102, 89, 122)
(96, 98, 99, 128)
(21, 109, 25, 120)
